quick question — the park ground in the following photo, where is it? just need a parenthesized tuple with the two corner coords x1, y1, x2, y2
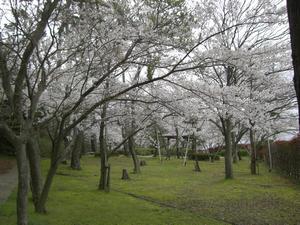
(0, 155, 300, 225)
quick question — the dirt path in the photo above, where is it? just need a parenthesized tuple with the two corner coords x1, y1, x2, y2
(0, 163, 17, 204)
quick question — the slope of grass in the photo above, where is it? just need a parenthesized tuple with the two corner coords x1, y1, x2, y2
(1, 155, 300, 225)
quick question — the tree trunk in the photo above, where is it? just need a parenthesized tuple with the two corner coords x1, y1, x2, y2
(175, 127, 180, 159)
(192, 133, 200, 172)
(26, 134, 42, 210)
(91, 135, 97, 153)
(36, 162, 58, 213)
(61, 137, 69, 164)
(153, 146, 158, 157)
(165, 137, 171, 160)
(238, 151, 242, 160)
(99, 103, 109, 191)
(287, 0, 300, 132)
(128, 101, 140, 173)
(16, 141, 29, 225)
(155, 127, 162, 162)
(267, 139, 273, 172)
(224, 119, 233, 179)
(183, 135, 190, 166)
(36, 140, 63, 213)
(71, 130, 83, 170)
(250, 129, 257, 175)
(105, 164, 110, 192)
(128, 135, 140, 173)
(121, 126, 129, 156)
(232, 133, 238, 163)
(194, 157, 201, 172)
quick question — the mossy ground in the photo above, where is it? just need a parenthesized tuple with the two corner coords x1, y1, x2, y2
(0, 155, 300, 225)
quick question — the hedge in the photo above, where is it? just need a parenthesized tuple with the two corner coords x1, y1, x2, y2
(270, 136, 300, 181)
(188, 152, 220, 161)
(216, 150, 249, 157)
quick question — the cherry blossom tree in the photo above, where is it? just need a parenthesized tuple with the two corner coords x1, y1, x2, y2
(0, 1, 297, 224)
(190, 0, 291, 178)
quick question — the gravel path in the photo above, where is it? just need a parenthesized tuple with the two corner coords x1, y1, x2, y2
(0, 165, 17, 204)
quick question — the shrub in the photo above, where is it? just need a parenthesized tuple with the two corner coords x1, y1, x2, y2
(135, 147, 155, 156)
(188, 152, 220, 161)
(217, 151, 225, 157)
(270, 136, 300, 181)
(216, 149, 249, 157)
(239, 150, 249, 157)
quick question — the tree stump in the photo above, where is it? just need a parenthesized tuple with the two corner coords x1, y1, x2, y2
(140, 160, 147, 166)
(121, 169, 130, 180)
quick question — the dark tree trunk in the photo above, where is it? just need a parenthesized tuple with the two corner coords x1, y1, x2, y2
(81, 134, 86, 155)
(121, 126, 129, 156)
(106, 164, 110, 192)
(191, 135, 196, 152)
(128, 101, 140, 173)
(232, 133, 238, 163)
(128, 135, 140, 173)
(287, 0, 300, 132)
(210, 154, 215, 162)
(224, 119, 233, 179)
(36, 140, 63, 213)
(192, 133, 200, 172)
(26, 134, 42, 210)
(194, 157, 201, 172)
(154, 127, 162, 162)
(238, 151, 242, 160)
(153, 146, 158, 157)
(175, 127, 180, 159)
(91, 135, 97, 153)
(99, 164, 110, 192)
(250, 129, 257, 175)
(36, 163, 58, 213)
(71, 130, 83, 170)
(165, 138, 171, 160)
(99, 103, 110, 191)
(61, 137, 69, 164)
(16, 141, 29, 225)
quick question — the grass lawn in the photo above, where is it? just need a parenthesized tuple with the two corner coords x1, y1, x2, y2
(0, 156, 300, 225)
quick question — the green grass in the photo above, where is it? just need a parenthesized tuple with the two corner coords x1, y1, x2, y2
(1, 156, 300, 225)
